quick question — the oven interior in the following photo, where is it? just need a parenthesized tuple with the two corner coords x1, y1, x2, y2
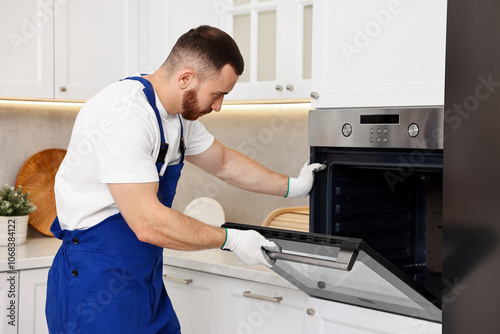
(310, 147, 443, 301)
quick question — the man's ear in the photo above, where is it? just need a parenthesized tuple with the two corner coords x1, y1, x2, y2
(177, 69, 196, 89)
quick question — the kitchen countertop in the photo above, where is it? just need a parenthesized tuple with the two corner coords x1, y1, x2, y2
(0, 235, 296, 289)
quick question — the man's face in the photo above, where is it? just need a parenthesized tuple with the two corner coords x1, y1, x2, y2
(180, 64, 239, 121)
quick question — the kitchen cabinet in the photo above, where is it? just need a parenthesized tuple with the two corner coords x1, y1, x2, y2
(0, 267, 49, 334)
(304, 297, 442, 334)
(141, 0, 223, 75)
(0, 0, 141, 100)
(220, 0, 313, 101)
(310, 0, 447, 108)
(0, 271, 19, 334)
(0, 0, 54, 99)
(163, 265, 220, 334)
(18, 268, 49, 334)
(218, 276, 308, 334)
(163, 263, 308, 334)
(54, 0, 140, 100)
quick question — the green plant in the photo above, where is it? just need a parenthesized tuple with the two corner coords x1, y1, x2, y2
(0, 185, 37, 216)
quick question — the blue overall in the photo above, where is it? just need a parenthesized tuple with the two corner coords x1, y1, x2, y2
(46, 76, 184, 334)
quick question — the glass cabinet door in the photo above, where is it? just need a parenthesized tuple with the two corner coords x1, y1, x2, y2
(221, 0, 313, 101)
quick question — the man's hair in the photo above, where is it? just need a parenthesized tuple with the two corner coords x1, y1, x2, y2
(162, 25, 244, 81)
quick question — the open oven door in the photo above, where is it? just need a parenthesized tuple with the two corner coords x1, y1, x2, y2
(222, 223, 442, 323)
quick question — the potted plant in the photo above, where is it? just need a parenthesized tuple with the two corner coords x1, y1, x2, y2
(0, 184, 37, 246)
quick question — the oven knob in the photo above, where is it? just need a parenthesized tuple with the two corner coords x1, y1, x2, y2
(408, 123, 419, 138)
(342, 123, 352, 137)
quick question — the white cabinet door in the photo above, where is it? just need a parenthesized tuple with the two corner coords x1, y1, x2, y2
(54, 0, 140, 100)
(18, 268, 50, 334)
(222, 0, 313, 101)
(311, 0, 447, 108)
(0, 271, 19, 334)
(305, 297, 442, 334)
(139, 0, 223, 75)
(163, 266, 220, 334)
(0, 0, 54, 99)
(218, 276, 307, 334)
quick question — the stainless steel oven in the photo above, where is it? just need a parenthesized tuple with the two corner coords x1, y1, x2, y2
(224, 107, 444, 323)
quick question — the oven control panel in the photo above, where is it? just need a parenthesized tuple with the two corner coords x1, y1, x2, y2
(309, 107, 443, 150)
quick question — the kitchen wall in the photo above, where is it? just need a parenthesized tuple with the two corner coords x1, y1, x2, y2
(0, 101, 310, 233)
(175, 103, 310, 226)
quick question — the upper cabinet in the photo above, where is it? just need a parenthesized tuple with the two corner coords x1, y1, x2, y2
(0, 0, 141, 100)
(0, 0, 448, 105)
(140, 0, 224, 75)
(54, 0, 139, 100)
(220, 0, 313, 101)
(310, 0, 447, 109)
(0, 0, 54, 99)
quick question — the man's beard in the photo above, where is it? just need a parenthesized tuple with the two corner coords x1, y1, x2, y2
(181, 87, 212, 121)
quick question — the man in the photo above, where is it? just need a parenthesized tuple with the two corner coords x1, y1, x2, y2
(46, 25, 324, 333)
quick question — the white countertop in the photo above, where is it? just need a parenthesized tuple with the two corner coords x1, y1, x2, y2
(0, 235, 296, 289)
(163, 248, 295, 288)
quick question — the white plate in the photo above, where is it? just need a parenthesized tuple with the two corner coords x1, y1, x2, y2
(183, 197, 225, 227)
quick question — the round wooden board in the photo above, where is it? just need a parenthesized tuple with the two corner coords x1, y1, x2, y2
(15, 149, 66, 236)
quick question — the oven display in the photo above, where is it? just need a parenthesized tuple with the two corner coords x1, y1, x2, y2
(360, 114, 400, 124)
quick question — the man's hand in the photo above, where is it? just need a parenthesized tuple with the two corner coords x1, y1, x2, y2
(286, 161, 327, 198)
(222, 228, 280, 268)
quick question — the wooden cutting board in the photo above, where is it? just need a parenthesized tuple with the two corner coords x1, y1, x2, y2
(15, 149, 66, 236)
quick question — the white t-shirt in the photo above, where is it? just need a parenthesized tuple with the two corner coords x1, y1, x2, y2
(54, 78, 214, 231)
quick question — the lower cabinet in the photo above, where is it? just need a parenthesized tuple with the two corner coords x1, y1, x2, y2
(0, 268, 50, 334)
(163, 265, 308, 334)
(18, 268, 50, 334)
(163, 266, 220, 334)
(304, 297, 442, 334)
(218, 276, 308, 334)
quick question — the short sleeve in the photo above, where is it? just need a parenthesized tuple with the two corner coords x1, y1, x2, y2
(88, 105, 160, 184)
(183, 119, 215, 156)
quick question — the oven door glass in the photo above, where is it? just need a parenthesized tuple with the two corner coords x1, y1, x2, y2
(222, 223, 441, 323)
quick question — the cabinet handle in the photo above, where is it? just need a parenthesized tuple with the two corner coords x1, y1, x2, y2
(59, 86, 67, 92)
(310, 92, 320, 99)
(163, 275, 193, 285)
(286, 84, 294, 91)
(275, 85, 283, 91)
(242, 291, 283, 303)
(306, 308, 316, 316)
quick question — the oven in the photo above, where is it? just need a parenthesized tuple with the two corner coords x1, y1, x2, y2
(223, 107, 443, 323)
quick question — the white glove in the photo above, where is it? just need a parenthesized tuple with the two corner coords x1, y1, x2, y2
(222, 228, 281, 268)
(286, 161, 327, 198)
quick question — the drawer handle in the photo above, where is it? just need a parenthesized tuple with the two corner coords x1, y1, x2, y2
(163, 275, 193, 285)
(243, 291, 283, 303)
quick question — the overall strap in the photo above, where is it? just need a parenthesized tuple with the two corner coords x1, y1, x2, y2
(178, 113, 185, 164)
(122, 76, 168, 173)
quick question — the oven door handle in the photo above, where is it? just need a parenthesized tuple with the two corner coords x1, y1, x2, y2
(267, 248, 357, 271)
